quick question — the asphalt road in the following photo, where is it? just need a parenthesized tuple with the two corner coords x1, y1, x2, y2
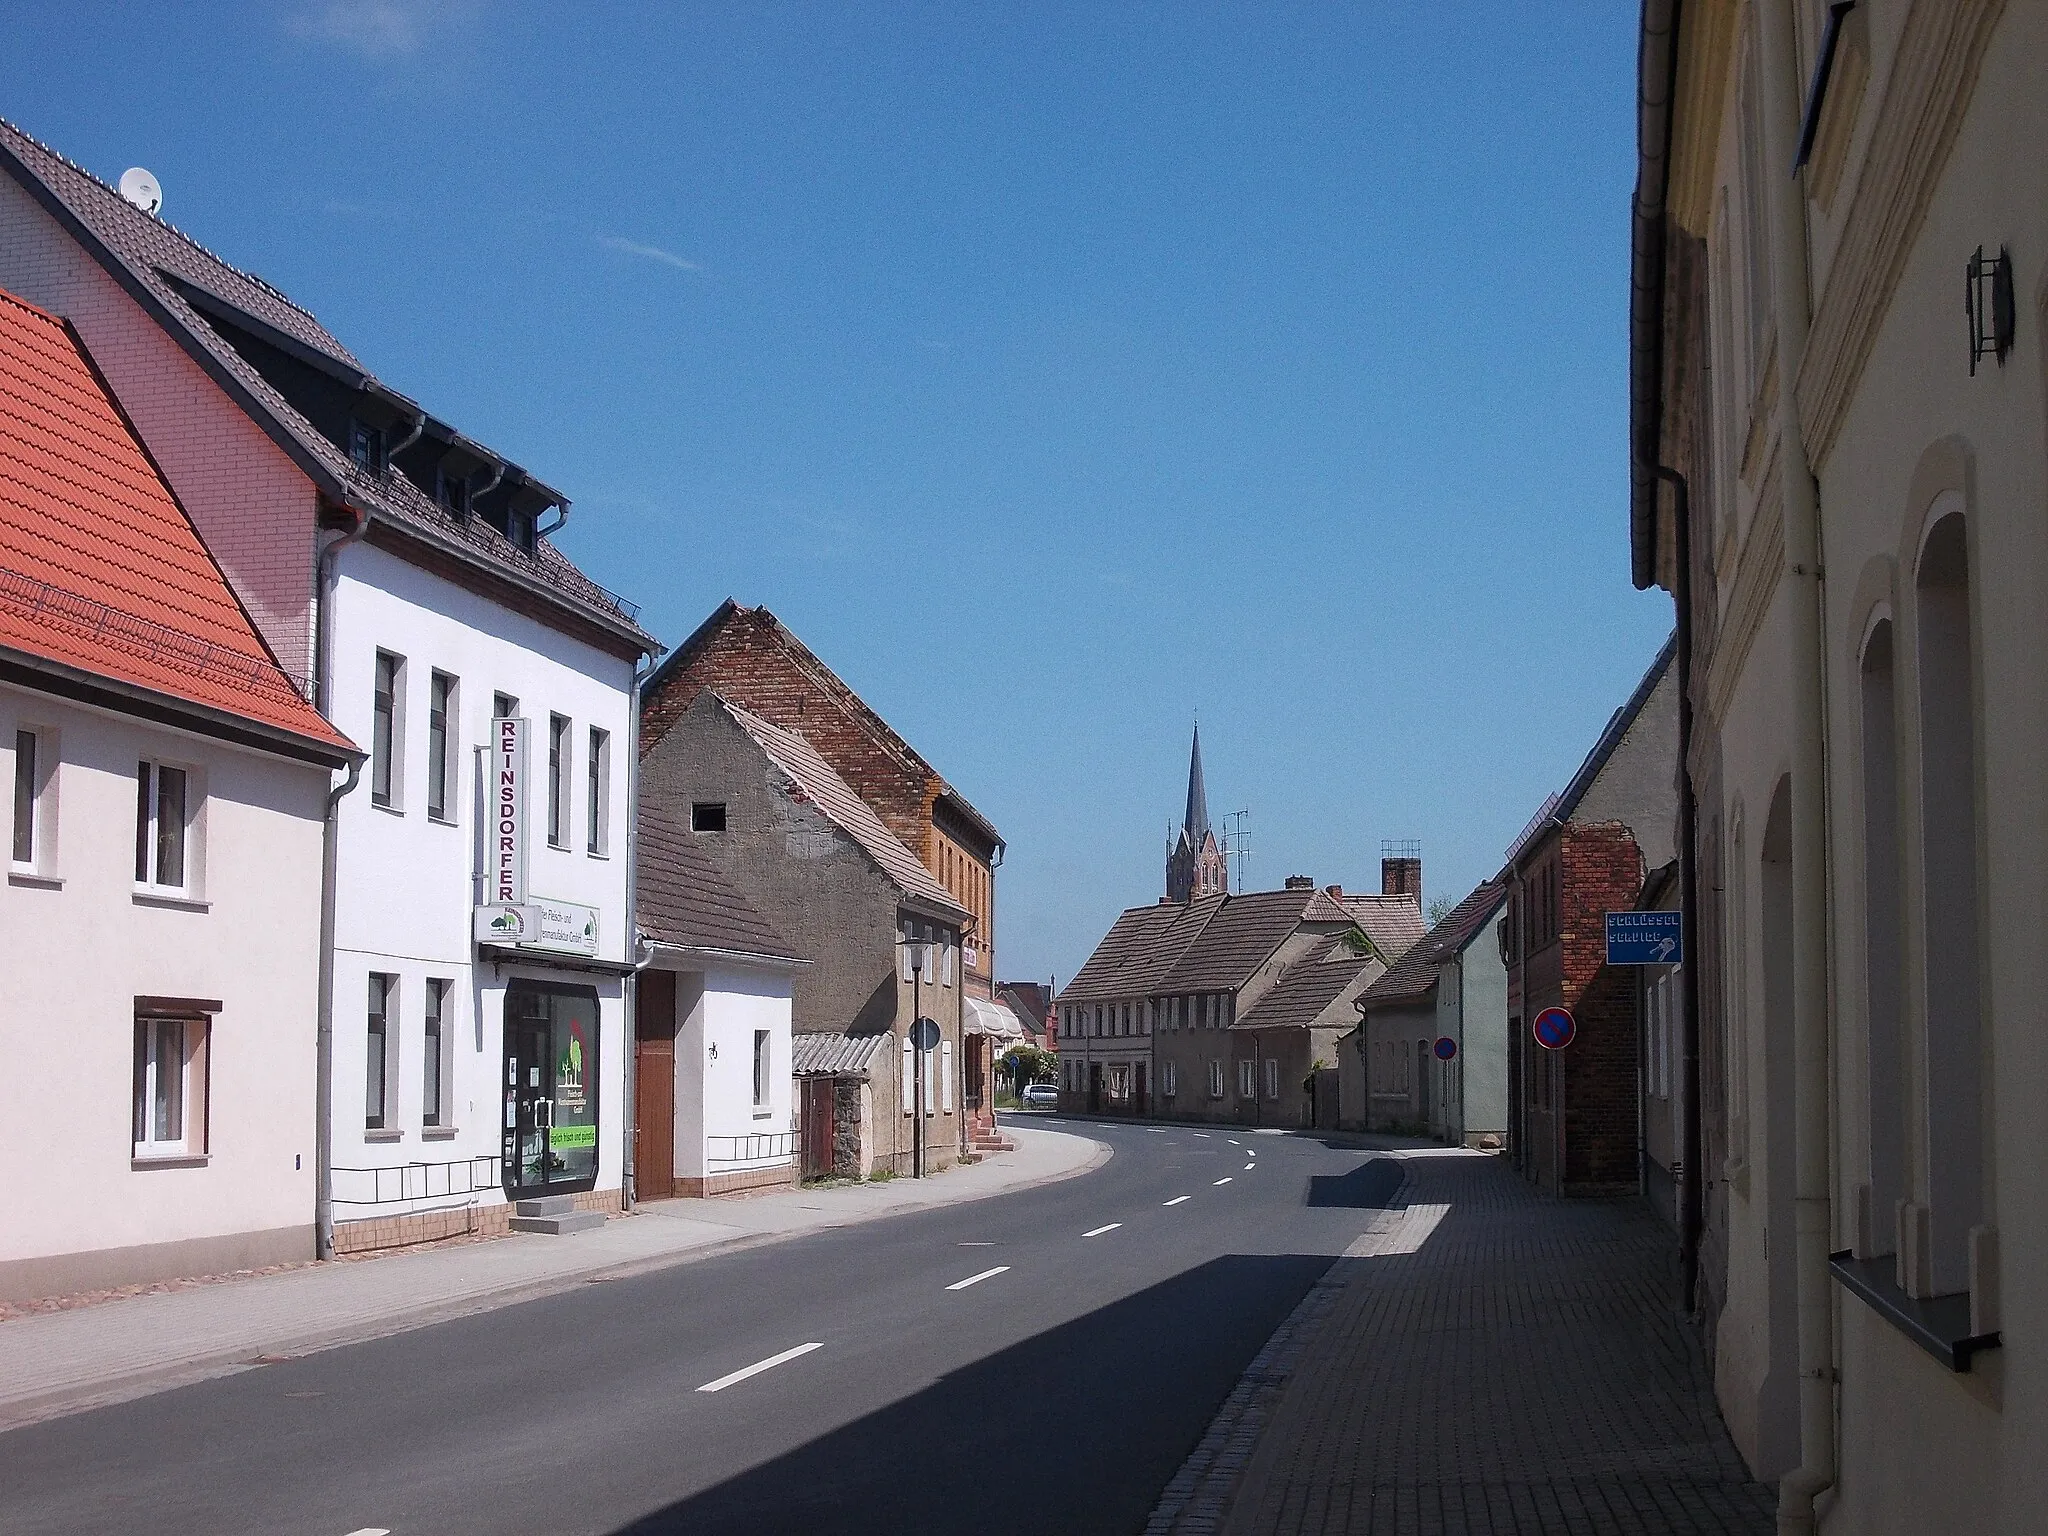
(0, 1118, 1402, 1536)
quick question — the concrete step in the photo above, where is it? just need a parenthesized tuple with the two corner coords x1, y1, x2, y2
(509, 1209, 605, 1236)
(513, 1195, 578, 1218)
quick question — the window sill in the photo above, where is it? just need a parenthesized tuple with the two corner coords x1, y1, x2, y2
(8, 869, 62, 889)
(752, 1109, 773, 1120)
(1829, 1249, 1999, 1372)
(426, 812, 458, 828)
(133, 1152, 208, 1170)
(364, 1128, 403, 1144)
(586, 850, 612, 862)
(422, 1126, 459, 1141)
(133, 889, 209, 912)
(372, 800, 406, 818)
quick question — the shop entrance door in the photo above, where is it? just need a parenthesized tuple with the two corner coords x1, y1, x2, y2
(503, 980, 601, 1200)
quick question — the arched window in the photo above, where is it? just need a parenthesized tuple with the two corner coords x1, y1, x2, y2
(1915, 510, 1983, 1297)
(1859, 619, 1905, 1257)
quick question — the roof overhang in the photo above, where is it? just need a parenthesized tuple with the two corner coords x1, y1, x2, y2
(1629, 0, 1683, 591)
(641, 939, 809, 974)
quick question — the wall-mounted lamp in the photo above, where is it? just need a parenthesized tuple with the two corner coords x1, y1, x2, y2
(1968, 245, 2014, 376)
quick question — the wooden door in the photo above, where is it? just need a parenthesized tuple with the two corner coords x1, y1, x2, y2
(801, 1078, 835, 1178)
(634, 970, 676, 1200)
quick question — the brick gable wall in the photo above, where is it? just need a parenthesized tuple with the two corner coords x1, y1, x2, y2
(641, 609, 937, 861)
(1558, 822, 1647, 1191)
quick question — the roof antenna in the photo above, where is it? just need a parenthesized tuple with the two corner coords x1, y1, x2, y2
(118, 168, 162, 216)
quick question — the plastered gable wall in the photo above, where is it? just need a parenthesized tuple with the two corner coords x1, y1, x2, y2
(640, 694, 904, 1042)
(1574, 662, 1680, 869)
(0, 176, 318, 682)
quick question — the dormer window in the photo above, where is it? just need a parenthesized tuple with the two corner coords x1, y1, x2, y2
(348, 419, 386, 475)
(436, 468, 471, 518)
(506, 503, 536, 554)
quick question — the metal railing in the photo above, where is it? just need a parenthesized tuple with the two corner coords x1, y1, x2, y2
(705, 1131, 800, 1169)
(332, 1155, 502, 1211)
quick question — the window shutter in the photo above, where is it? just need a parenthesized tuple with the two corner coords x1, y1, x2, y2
(902, 1036, 914, 1113)
(941, 1039, 954, 1111)
(942, 934, 954, 986)
(901, 927, 913, 982)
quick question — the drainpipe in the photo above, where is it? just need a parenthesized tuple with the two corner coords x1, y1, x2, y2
(621, 661, 649, 1209)
(1661, 468, 1706, 1315)
(313, 506, 372, 1261)
(1758, 1, 1836, 1527)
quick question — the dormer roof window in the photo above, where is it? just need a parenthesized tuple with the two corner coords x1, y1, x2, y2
(506, 502, 536, 554)
(347, 418, 386, 475)
(436, 467, 471, 518)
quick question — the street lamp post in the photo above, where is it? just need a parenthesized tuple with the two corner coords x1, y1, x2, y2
(908, 940, 928, 1179)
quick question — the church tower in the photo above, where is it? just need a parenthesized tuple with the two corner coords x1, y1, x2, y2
(1166, 722, 1229, 902)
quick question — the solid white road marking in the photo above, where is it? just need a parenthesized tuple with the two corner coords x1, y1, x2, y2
(342, 1529, 391, 1536)
(946, 1265, 1012, 1291)
(696, 1342, 824, 1393)
(1163, 1195, 1192, 1206)
(1083, 1223, 1122, 1237)
(1213, 1177, 1233, 1185)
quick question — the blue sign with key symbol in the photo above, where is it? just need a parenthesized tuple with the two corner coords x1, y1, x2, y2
(1606, 910, 1683, 965)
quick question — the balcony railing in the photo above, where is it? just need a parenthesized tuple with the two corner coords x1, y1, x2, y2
(332, 1155, 502, 1211)
(706, 1131, 799, 1168)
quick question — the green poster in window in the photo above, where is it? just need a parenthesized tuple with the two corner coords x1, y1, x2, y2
(549, 1124, 597, 1150)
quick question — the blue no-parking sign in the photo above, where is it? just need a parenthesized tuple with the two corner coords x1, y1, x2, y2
(1606, 910, 1683, 965)
(1532, 1007, 1576, 1051)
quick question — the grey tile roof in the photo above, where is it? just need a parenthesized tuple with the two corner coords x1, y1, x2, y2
(793, 1032, 889, 1077)
(1234, 938, 1382, 1033)
(1334, 893, 1427, 962)
(1157, 887, 1345, 994)
(1059, 894, 1226, 1005)
(1361, 880, 1509, 1007)
(636, 801, 804, 964)
(0, 118, 654, 656)
(721, 697, 970, 921)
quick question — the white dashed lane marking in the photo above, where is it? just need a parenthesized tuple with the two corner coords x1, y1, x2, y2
(1244, 1163, 1256, 1171)
(1213, 1177, 1233, 1186)
(1163, 1195, 1192, 1207)
(696, 1342, 824, 1393)
(1083, 1223, 1122, 1238)
(946, 1266, 1011, 1292)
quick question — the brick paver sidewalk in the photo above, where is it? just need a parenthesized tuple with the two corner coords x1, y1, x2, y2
(1172, 1148, 1775, 1536)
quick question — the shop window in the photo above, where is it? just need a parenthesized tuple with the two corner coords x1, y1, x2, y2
(502, 980, 600, 1197)
(753, 1029, 771, 1111)
(427, 671, 457, 822)
(587, 727, 611, 855)
(133, 759, 193, 894)
(1859, 620, 1904, 1255)
(11, 725, 57, 874)
(547, 714, 570, 848)
(1915, 510, 1985, 1296)
(133, 1011, 208, 1159)
(366, 972, 396, 1132)
(371, 651, 404, 810)
(423, 977, 451, 1129)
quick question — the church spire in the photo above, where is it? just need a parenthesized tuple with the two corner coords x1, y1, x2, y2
(1183, 721, 1211, 843)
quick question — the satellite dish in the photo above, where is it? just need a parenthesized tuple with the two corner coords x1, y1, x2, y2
(118, 167, 162, 216)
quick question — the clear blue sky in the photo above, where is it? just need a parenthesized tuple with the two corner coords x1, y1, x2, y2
(2, 2, 1672, 986)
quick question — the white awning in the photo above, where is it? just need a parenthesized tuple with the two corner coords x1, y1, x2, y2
(962, 996, 1026, 1041)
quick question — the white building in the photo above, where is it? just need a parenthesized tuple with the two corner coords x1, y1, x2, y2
(633, 805, 805, 1198)
(0, 119, 658, 1252)
(0, 285, 357, 1302)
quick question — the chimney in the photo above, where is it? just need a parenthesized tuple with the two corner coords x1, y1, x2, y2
(1324, 884, 1344, 899)
(1284, 874, 1315, 891)
(1380, 840, 1422, 904)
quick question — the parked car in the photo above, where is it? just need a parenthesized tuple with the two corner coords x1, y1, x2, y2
(1021, 1082, 1059, 1108)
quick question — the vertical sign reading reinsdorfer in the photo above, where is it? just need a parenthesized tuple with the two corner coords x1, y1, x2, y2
(492, 717, 527, 905)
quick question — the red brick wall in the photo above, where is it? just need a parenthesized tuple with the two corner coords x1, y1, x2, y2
(1558, 822, 1647, 1191)
(641, 608, 937, 858)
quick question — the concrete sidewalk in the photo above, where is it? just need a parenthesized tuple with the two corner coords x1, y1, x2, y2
(1154, 1146, 1774, 1536)
(0, 1122, 1105, 1432)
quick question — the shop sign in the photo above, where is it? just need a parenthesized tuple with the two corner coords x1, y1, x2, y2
(475, 897, 601, 957)
(491, 717, 527, 905)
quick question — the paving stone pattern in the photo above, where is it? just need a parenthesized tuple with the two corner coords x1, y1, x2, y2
(1216, 1151, 1774, 1536)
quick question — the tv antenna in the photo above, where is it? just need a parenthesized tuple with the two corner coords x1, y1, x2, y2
(118, 168, 162, 216)
(1221, 809, 1252, 891)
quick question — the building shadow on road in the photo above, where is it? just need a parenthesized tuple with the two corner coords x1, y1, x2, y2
(1304, 1156, 1404, 1210)
(607, 1253, 1335, 1536)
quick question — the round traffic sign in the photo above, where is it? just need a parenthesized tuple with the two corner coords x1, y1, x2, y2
(1433, 1036, 1458, 1061)
(910, 1016, 942, 1051)
(1532, 1006, 1576, 1050)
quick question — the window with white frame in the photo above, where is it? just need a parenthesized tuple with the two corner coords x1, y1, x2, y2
(422, 977, 451, 1128)
(1264, 1058, 1279, 1100)
(1163, 1060, 1177, 1097)
(547, 713, 570, 848)
(753, 1029, 771, 1111)
(1208, 1058, 1224, 1098)
(11, 725, 56, 874)
(133, 759, 192, 893)
(427, 671, 457, 822)
(133, 1011, 208, 1158)
(1238, 1059, 1256, 1099)
(586, 726, 611, 855)
(493, 691, 518, 720)
(371, 651, 404, 809)
(366, 973, 397, 1131)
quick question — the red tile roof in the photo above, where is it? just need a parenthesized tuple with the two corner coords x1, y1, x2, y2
(0, 287, 354, 755)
